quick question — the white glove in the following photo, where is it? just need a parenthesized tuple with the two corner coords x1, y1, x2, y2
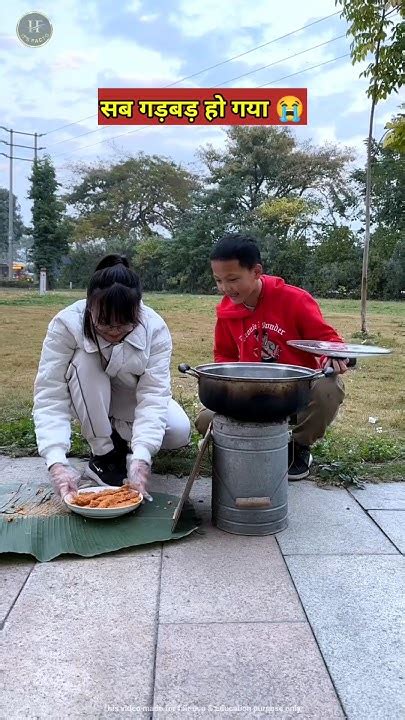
(49, 463, 81, 500)
(127, 459, 153, 502)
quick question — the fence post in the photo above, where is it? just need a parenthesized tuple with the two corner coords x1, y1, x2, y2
(39, 267, 47, 295)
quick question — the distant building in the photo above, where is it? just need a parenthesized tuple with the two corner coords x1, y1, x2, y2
(0, 261, 34, 280)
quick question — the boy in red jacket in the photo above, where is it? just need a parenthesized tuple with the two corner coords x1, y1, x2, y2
(196, 234, 347, 480)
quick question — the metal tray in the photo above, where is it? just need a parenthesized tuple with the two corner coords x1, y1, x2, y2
(286, 340, 392, 358)
(171, 421, 212, 533)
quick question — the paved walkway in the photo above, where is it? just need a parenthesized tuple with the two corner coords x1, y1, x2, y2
(0, 456, 404, 720)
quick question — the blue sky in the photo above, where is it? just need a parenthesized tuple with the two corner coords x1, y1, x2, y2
(0, 0, 401, 225)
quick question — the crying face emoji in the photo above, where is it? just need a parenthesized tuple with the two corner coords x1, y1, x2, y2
(277, 96, 303, 123)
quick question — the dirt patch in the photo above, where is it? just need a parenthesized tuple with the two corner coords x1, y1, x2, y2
(0, 483, 71, 520)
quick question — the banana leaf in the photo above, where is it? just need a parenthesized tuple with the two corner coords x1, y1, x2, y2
(0, 480, 198, 562)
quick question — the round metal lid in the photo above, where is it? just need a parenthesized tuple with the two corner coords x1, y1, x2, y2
(286, 340, 393, 358)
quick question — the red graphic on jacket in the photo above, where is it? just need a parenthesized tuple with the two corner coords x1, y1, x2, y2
(253, 329, 280, 362)
(214, 275, 343, 369)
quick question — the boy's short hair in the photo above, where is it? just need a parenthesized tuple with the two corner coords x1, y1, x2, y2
(210, 233, 261, 269)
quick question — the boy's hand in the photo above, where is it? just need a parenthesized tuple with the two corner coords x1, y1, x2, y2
(322, 357, 348, 375)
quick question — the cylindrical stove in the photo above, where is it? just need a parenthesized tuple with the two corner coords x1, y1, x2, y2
(178, 344, 391, 537)
(211, 414, 289, 536)
(179, 361, 319, 537)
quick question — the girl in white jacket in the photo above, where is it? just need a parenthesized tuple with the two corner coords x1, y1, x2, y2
(33, 254, 191, 500)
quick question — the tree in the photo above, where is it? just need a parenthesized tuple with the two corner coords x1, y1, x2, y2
(167, 192, 228, 293)
(384, 104, 405, 154)
(256, 196, 321, 240)
(65, 154, 199, 243)
(28, 157, 70, 288)
(336, 0, 405, 331)
(58, 241, 106, 288)
(384, 236, 405, 298)
(353, 141, 404, 230)
(353, 141, 404, 296)
(199, 127, 355, 235)
(197, 126, 355, 288)
(308, 227, 362, 297)
(0, 188, 25, 262)
(132, 235, 169, 291)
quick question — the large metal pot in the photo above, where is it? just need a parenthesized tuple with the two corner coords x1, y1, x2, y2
(179, 362, 333, 423)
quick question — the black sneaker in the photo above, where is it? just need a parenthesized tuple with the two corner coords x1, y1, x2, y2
(288, 441, 313, 481)
(111, 428, 131, 457)
(85, 448, 128, 487)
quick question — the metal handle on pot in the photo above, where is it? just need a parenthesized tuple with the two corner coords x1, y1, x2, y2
(321, 355, 358, 377)
(312, 357, 356, 380)
(311, 366, 336, 380)
(178, 363, 200, 378)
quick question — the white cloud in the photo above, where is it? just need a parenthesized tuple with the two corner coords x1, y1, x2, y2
(139, 14, 160, 23)
(374, 109, 396, 128)
(314, 125, 338, 144)
(308, 60, 365, 99)
(223, 30, 342, 77)
(53, 51, 98, 71)
(170, 0, 338, 39)
(126, 0, 142, 13)
(0, 0, 183, 133)
(0, 33, 20, 49)
(168, 0, 348, 103)
(160, 125, 227, 151)
(219, 48, 345, 91)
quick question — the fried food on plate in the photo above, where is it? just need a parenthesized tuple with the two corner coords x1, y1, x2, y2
(70, 484, 141, 509)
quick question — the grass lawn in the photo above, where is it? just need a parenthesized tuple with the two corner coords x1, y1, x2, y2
(0, 289, 404, 484)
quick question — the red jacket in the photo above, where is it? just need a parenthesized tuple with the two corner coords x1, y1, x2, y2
(214, 275, 343, 369)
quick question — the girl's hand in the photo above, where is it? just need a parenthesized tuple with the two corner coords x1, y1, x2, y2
(127, 459, 153, 502)
(49, 463, 81, 499)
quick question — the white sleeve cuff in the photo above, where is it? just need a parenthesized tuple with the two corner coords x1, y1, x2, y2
(45, 447, 68, 469)
(131, 445, 152, 465)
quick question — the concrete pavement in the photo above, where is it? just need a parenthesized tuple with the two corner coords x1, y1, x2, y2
(0, 456, 404, 720)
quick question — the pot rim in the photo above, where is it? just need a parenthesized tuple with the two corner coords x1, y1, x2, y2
(193, 362, 319, 383)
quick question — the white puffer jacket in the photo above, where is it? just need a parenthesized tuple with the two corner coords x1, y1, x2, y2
(33, 299, 172, 467)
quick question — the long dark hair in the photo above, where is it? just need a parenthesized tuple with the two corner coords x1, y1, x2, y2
(83, 254, 142, 341)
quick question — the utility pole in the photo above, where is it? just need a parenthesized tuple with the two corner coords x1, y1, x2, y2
(8, 129, 13, 281)
(0, 127, 45, 279)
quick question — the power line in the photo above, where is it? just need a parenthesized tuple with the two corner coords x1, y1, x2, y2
(47, 125, 108, 148)
(166, 10, 342, 84)
(217, 34, 345, 86)
(52, 53, 350, 164)
(258, 52, 350, 87)
(44, 9, 341, 141)
(44, 114, 96, 136)
(47, 32, 345, 151)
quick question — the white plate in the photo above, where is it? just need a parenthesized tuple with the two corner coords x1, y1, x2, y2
(64, 486, 143, 519)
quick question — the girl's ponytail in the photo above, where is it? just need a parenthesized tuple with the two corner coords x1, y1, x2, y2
(95, 254, 129, 272)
